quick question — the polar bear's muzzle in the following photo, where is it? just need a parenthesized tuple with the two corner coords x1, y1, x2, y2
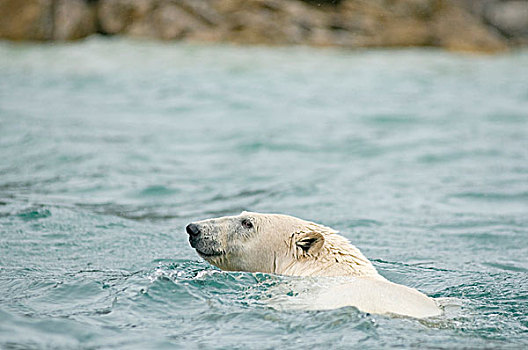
(186, 222, 225, 258)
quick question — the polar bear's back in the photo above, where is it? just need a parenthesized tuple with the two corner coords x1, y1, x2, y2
(310, 277, 442, 318)
(270, 276, 441, 319)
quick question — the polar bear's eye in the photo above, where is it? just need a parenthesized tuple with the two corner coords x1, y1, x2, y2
(241, 219, 253, 229)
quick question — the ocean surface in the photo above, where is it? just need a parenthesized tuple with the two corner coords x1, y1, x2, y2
(0, 37, 527, 349)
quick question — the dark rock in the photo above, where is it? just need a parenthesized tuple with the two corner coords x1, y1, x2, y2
(54, 0, 97, 40)
(0, 0, 96, 41)
(97, 0, 208, 40)
(301, 0, 343, 6)
(0, 0, 514, 52)
(460, 0, 528, 43)
(97, 0, 154, 35)
(0, 0, 54, 41)
(486, 1, 528, 38)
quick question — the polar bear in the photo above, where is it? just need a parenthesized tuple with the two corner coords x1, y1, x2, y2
(186, 211, 442, 318)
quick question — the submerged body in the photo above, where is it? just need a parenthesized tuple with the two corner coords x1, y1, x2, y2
(306, 277, 441, 317)
(186, 212, 442, 318)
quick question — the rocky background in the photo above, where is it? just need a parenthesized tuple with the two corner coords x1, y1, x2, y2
(0, 0, 527, 52)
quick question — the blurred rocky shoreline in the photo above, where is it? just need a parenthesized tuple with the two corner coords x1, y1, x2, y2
(1, 0, 527, 52)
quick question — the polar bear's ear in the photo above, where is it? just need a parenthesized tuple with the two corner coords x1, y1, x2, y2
(295, 231, 325, 256)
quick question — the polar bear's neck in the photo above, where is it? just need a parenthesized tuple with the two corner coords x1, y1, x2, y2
(282, 233, 384, 279)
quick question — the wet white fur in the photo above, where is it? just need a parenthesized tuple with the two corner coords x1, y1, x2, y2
(190, 212, 442, 318)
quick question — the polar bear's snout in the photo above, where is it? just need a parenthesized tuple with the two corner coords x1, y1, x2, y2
(186, 223, 201, 249)
(186, 221, 225, 258)
(186, 223, 201, 238)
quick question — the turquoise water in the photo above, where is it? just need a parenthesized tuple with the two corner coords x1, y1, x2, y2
(0, 37, 527, 349)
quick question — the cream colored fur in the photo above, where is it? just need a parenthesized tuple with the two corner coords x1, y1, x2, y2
(187, 211, 442, 318)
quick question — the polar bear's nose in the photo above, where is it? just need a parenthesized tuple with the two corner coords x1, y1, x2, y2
(186, 223, 201, 237)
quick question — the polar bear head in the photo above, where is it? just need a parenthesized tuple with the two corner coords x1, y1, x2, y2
(186, 211, 381, 278)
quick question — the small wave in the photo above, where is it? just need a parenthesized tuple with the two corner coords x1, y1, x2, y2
(136, 185, 181, 197)
(452, 191, 528, 202)
(16, 207, 52, 221)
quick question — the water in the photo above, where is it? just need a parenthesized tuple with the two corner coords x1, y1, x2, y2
(0, 37, 527, 349)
